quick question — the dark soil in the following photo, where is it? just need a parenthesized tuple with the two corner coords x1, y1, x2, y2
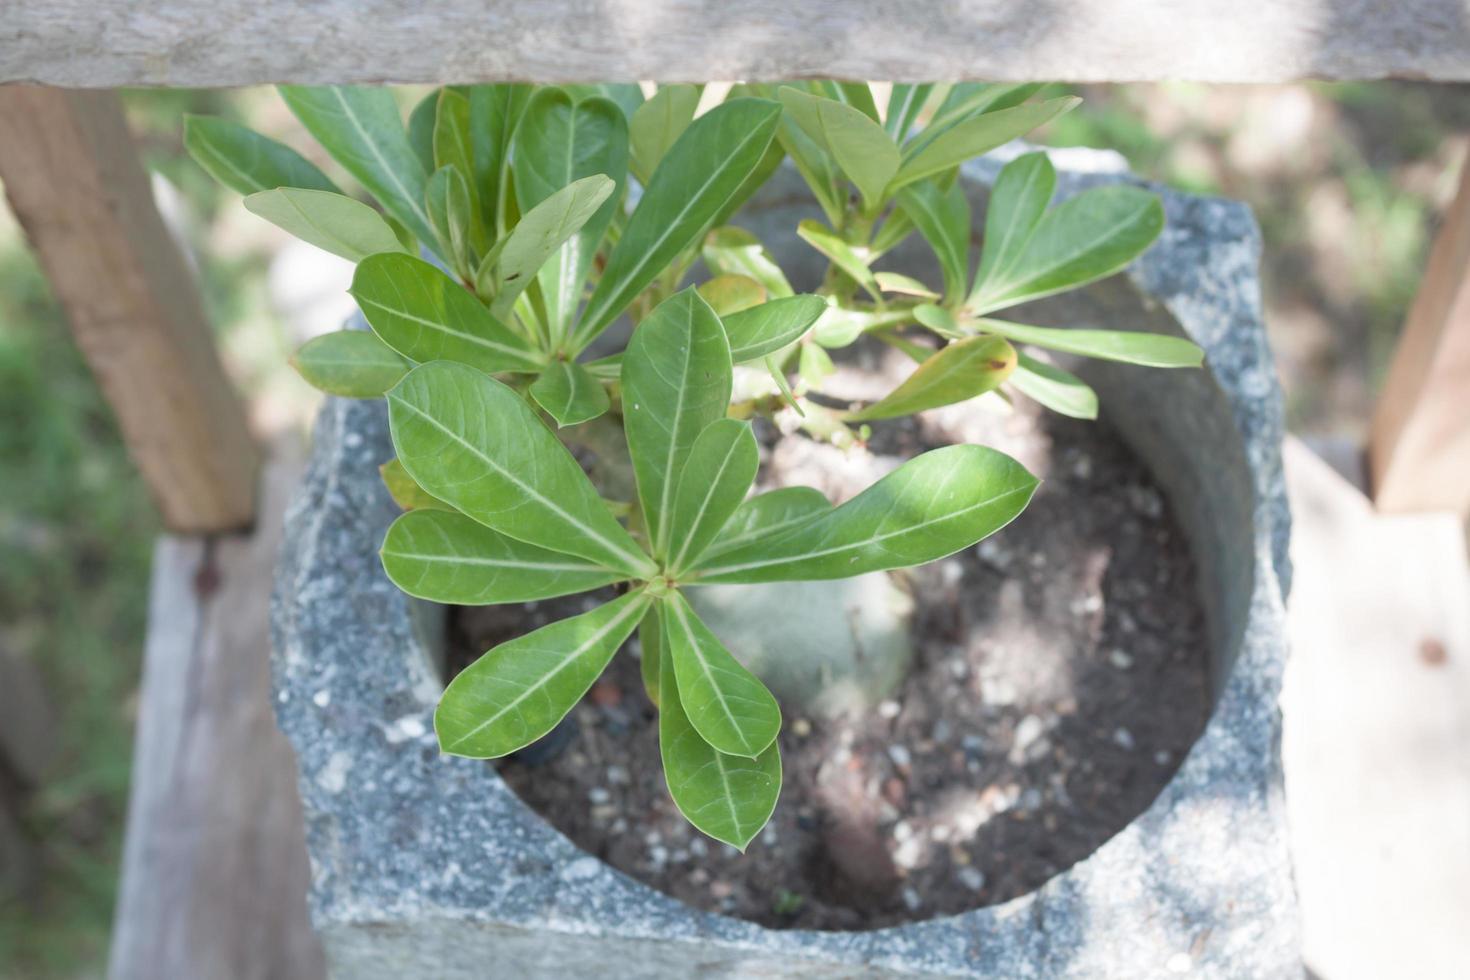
(448, 348, 1210, 931)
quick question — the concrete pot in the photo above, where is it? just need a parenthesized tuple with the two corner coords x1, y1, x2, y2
(271, 150, 1298, 978)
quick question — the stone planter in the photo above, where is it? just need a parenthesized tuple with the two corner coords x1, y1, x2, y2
(271, 150, 1298, 978)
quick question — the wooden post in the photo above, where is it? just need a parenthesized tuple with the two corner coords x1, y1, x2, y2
(1370, 153, 1470, 514)
(0, 86, 258, 533)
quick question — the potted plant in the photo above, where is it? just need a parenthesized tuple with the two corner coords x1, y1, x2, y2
(193, 82, 1298, 976)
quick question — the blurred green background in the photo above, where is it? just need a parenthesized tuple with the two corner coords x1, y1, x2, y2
(0, 82, 1465, 977)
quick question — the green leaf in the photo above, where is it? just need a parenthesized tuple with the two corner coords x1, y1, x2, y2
(819, 81, 882, 122)
(658, 627, 780, 850)
(890, 96, 1079, 192)
(574, 99, 782, 350)
(664, 591, 781, 757)
(914, 303, 965, 338)
(512, 91, 628, 342)
(693, 444, 1038, 583)
(529, 359, 611, 427)
(665, 419, 759, 575)
(974, 151, 1056, 288)
(382, 508, 622, 604)
(968, 185, 1165, 312)
(290, 329, 409, 397)
(778, 87, 899, 212)
(796, 220, 879, 300)
(432, 89, 488, 256)
(696, 276, 766, 318)
(388, 361, 656, 577)
(898, 180, 971, 303)
(921, 84, 1046, 147)
(278, 85, 437, 247)
(350, 253, 542, 374)
(702, 486, 831, 559)
(884, 83, 934, 141)
(874, 271, 939, 300)
(1009, 353, 1099, 419)
(639, 604, 664, 706)
(722, 295, 827, 363)
(767, 96, 846, 227)
(379, 457, 452, 512)
(712, 133, 787, 229)
(847, 335, 1017, 421)
(406, 90, 439, 173)
(468, 84, 533, 237)
(492, 174, 616, 320)
(437, 589, 650, 758)
(630, 84, 700, 185)
(243, 188, 403, 263)
(183, 115, 338, 196)
(975, 318, 1203, 368)
(567, 83, 645, 120)
(798, 342, 835, 386)
(425, 165, 474, 276)
(702, 227, 794, 298)
(621, 289, 734, 559)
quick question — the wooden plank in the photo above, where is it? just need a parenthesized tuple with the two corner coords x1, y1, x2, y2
(0, 86, 258, 533)
(1282, 437, 1470, 979)
(108, 439, 324, 980)
(1370, 154, 1470, 513)
(3, 1, 1470, 86)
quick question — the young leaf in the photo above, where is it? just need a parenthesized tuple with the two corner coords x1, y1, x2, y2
(512, 91, 628, 340)
(664, 591, 781, 757)
(432, 89, 488, 255)
(278, 85, 437, 247)
(437, 589, 650, 758)
(468, 84, 533, 236)
(425, 165, 474, 276)
(183, 115, 339, 196)
(847, 335, 1017, 421)
(722, 295, 828, 363)
(702, 227, 794, 298)
(968, 185, 1165, 312)
(702, 487, 832, 559)
(665, 419, 760, 575)
(350, 253, 542, 374)
(778, 87, 899, 213)
(529, 360, 611, 427)
(290, 329, 409, 397)
(1009, 353, 1099, 419)
(798, 342, 835, 386)
(406, 90, 439, 173)
(884, 83, 934, 141)
(976, 318, 1204, 368)
(388, 361, 656, 577)
(918, 83, 1046, 151)
(620, 289, 734, 559)
(491, 174, 616, 319)
(379, 457, 452, 512)
(796, 219, 879, 301)
(574, 99, 782, 350)
(382, 509, 622, 604)
(693, 444, 1038, 583)
(914, 303, 965, 338)
(244, 188, 404, 263)
(696, 275, 766, 317)
(874, 271, 939, 301)
(658, 627, 781, 850)
(898, 179, 971, 303)
(974, 151, 1056, 288)
(890, 96, 1079, 192)
(630, 84, 700, 185)
(639, 604, 664, 706)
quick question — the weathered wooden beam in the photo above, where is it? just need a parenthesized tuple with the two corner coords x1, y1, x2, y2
(0, 86, 258, 533)
(1370, 155, 1470, 514)
(109, 440, 324, 980)
(3, 1, 1470, 86)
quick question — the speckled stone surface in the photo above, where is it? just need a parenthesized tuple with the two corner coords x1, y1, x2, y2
(270, 152, 1299, 978)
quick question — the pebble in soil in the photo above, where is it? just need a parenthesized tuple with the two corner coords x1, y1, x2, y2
(452, 345, 1210, 931)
